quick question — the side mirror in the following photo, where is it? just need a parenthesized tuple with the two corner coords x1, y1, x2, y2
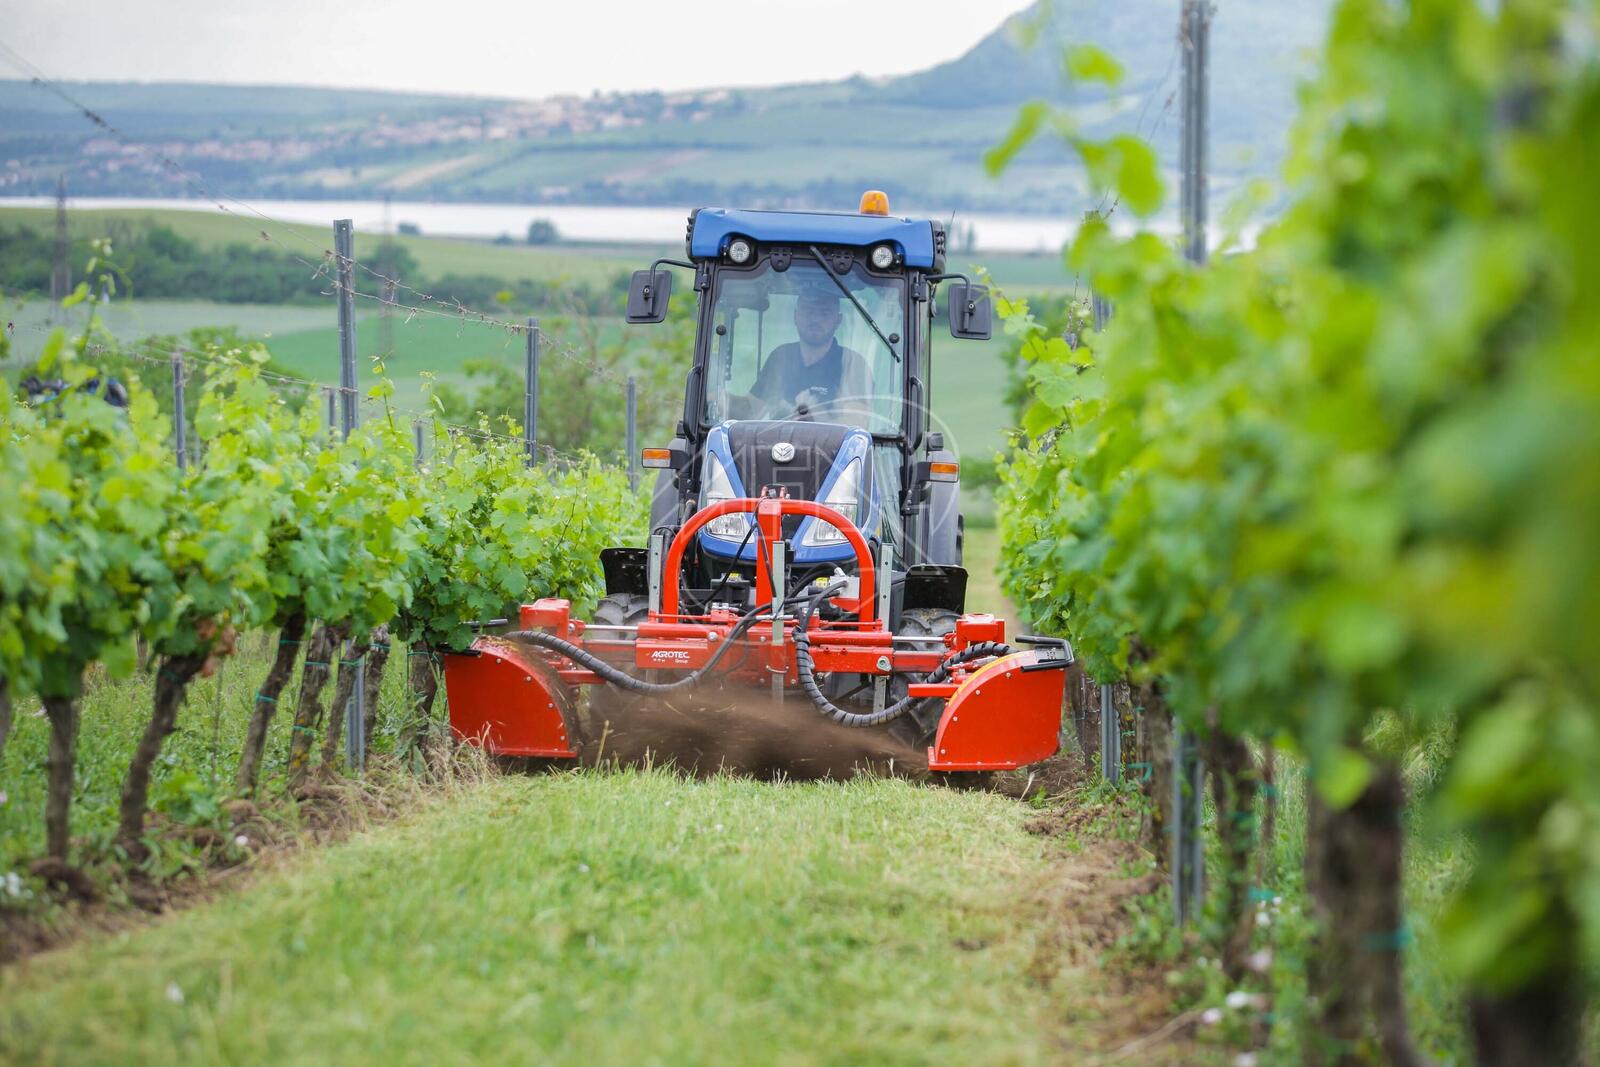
(946, 282, 992, 340)
(626, 269, 672, 324)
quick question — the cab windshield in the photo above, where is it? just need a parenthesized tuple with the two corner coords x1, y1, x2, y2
(701, 258, 905, 435)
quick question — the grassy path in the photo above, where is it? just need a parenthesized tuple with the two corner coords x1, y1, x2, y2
(0, 770, 1180, 1065)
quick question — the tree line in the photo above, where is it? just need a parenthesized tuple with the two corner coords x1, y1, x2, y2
(0, 222, 632, 317)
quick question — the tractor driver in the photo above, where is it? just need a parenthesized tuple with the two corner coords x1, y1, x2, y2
(732, 282, 871, 419)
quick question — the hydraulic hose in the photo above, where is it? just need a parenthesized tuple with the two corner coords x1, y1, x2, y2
(502, 587, 821, 697)
(791, 581, 1013, 728)
(504, 585, 1013, 719)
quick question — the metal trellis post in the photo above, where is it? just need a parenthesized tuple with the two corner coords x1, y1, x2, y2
(334, 218, 365, 769)
(171, 351, 188, 472)
(335, 219, 359, 439)
(1170, 0, 1212, 925)
(413, 418, 425, 470)
(1171, 722, 1206, 923)
(626, 374, 638, 490)
(524, 317, 540, 467)
(1101, 684, 1120, 784)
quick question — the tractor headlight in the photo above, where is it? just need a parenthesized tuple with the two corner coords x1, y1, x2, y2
(804, 459, 862, 547)
(701, 454, 750, 540)
(869, 243, 896, 270)
(727, 238, 753, 265)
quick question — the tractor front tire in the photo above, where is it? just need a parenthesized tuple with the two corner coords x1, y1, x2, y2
(889, 607, 961, 751)
(586, 593, 651, 721)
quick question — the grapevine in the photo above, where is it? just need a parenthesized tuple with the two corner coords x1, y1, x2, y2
(993, 0, 1599, 1060)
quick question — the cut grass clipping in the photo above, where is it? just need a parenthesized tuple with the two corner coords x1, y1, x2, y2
(2, 771, 1079, 1065)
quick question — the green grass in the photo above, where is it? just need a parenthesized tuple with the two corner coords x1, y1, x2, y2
(1, 769, 1081, 1065)
(929, 332, 1014, 457)
(961, 524, 1017, 624)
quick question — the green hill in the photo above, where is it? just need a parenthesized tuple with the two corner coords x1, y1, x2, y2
(0, 2, 1327, 215)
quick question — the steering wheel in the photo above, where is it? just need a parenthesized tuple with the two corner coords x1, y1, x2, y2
(783, 387, 832, 422)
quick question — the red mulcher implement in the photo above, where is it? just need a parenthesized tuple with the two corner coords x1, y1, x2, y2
(443, 194, 1073, 776)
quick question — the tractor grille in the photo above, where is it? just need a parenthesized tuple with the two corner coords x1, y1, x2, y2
(724, 421, 852, 539)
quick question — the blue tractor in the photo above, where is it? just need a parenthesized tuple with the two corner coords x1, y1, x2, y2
(587, 192, 997, 744)
(443, 193, 1076, 773)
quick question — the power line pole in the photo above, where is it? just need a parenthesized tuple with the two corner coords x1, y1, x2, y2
(50, 175, 69, 314)
(1172, 0, 1211, 927)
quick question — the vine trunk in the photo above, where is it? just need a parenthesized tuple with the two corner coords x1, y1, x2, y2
(286, 623, 342, 790)
(1133, 679, 1173, 872)
(1304, 756, 1427, 1067)
(41, 693, 80, 861)
(359, 625, 393, 756)
(237, 612, 306, 793)
(118, 652, 209, 852)
(1205, 725, 1259, 980)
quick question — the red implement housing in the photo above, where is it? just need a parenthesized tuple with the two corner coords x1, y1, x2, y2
(442, 497, 1067, 773)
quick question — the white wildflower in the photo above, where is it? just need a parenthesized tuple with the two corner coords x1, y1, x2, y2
(234, 835, 250, 848)
(1255, 910, 1272, 927)
(1201, 1007, 1223, 1026)
(713, 823, 724, 832)
(578, 863, 590, 874)
(1225, 991, 1266, 1011)
(165, 982, 185, 1005)
(1235, 1054, 1259, 1067)
(1246, 949, 1274, 974)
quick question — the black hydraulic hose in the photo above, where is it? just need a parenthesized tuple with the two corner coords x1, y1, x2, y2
(503, 587, 821, 697)
(791, 581, 1014, 728)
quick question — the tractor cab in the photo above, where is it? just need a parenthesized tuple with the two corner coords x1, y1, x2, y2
(618, 192, 993, 630)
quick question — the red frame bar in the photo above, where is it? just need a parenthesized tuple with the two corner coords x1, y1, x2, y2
(659, 497, 878, 623)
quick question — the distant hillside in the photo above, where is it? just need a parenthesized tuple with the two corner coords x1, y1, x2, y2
(0, 1, 1328, 216)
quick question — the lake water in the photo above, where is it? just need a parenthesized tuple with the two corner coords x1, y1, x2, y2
(0, 195, 1083, 254)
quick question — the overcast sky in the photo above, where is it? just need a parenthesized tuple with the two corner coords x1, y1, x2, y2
(0, 0, 1035, 99)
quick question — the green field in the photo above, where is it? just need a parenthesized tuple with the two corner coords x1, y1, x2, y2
(0, 206, 659, 289)
(2, 202, 1051, 453)
(7, 297, 1020, 456)
(3, 297, 348, 354)
(0, 205, 1075, 295)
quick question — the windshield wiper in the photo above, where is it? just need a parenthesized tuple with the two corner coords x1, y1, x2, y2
(806, 244, 900, 363)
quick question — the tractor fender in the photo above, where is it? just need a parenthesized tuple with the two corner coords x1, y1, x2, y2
(926, 648, 1066, 771)
(442, 638, 580, 758)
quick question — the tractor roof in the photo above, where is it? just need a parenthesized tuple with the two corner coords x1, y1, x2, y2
(688, 207, 942, 270)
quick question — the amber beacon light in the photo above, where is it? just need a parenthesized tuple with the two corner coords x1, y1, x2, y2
(858, 190, 890, 216)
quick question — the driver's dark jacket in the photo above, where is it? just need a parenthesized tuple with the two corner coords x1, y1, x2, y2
(751, 341, 866, 407)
